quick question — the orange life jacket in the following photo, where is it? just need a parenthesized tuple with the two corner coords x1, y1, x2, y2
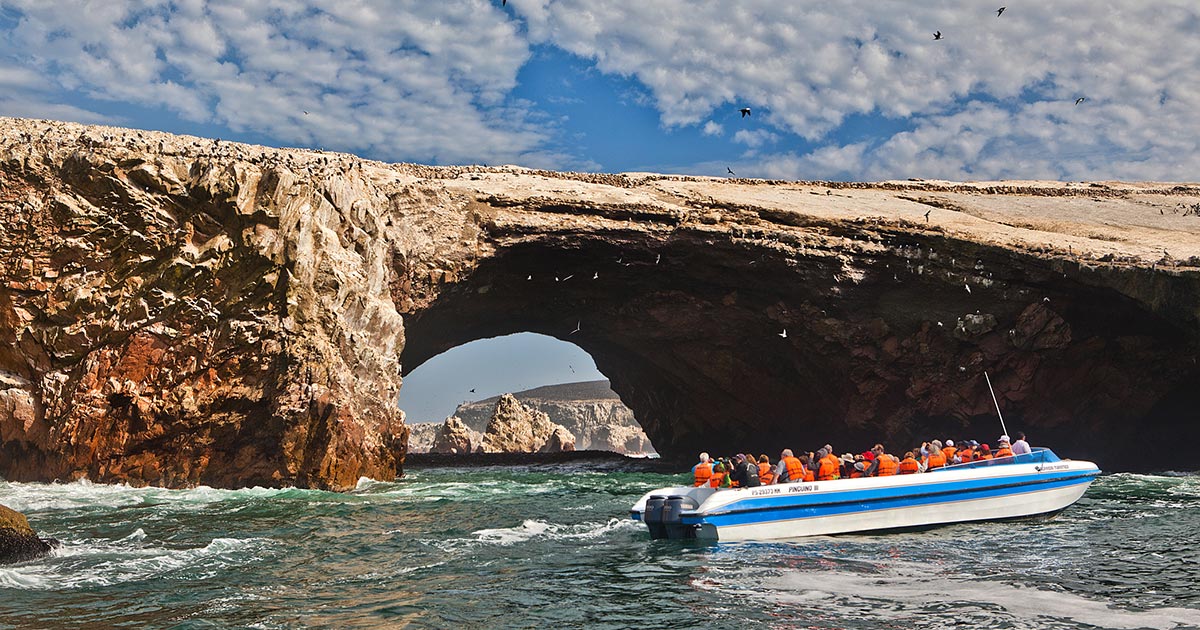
(817, 454, 840, 481)
(694, 462, 713, 487)
(994, 447, 1013, 458)
(875, 454, 899, 476)
(926, 451, 947, 469)
(942, 446, 957, 461)
(802, 466, 815, 482)
(849, 469, 864, 479)
(709, 470, 728, 488)
(781, 456, 806, 483)
(958, 449, 974, 463)
(979, 453, 994, 460)
(758, 461, 775, 485)
(898, 457, 920, 474)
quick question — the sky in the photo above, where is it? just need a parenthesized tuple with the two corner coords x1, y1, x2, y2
(2, 0, 1197, 417)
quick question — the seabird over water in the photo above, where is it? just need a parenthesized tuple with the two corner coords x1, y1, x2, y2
(727, 167, 736, 176)
(933, 30, 943, 40)
(739, 108, 751, 118)
(996, 6, 1005, 16)
(779, 329, 788, 338)
(1075, 97, 1086, 105)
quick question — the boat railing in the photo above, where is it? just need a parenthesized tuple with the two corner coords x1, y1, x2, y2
(936, 446, 1060, 471)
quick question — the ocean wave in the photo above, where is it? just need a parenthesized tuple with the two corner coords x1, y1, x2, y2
(0, 535, 274, 591)
(0, 479, 330, 515)
(467, 517, 641, 546)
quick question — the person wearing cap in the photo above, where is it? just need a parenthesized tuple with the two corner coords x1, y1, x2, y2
(731, 453, 761, 488)
(994, 437, 1014, 459)
(941, 439, 958, 463)
(978, 444, 993, 460)
(816, 447, 841, 481)
(1011, 431, 1031, 456)
(692, 452, 713, 486)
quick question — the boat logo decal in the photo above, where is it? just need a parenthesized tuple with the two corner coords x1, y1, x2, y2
(787, 484, 816, 493)
(1036, 463, 1070, 472)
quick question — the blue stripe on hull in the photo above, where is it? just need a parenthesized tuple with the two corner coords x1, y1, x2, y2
(685, 473, 1096, 529)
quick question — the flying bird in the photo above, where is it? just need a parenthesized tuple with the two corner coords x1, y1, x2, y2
(924, 210, 931, 222)
(1075, 97, 1086, 105)
(469, 388, 476, 393)
(933, 30, 943, 40)
(526, 274, 532, 280)
(739, 107, 751, 118)
(779, 329, 788, 338)
(727, 167, 736, 176)
(964, 284, 972, 294)
(592, 272, 599, 280)
(303, 111, 309, 115)
(996, 6, 1005, 16)
(570, 321, 581, 335)
(655, 254, 661, 264)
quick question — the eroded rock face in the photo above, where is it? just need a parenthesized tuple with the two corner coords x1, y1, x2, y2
(479, 394, 576, 453)
(2, 117, 1199, 486)
(0, 504, 54, 565)
(446, 381, 653, 454)
(429, 416, 479, 454)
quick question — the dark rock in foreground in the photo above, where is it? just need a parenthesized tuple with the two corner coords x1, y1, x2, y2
(0, 504, 56, 565)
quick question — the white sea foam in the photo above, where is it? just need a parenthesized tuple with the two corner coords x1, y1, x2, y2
(468, 517, 641, 546)
(0, 536, 273, 590)
(0, 479, 313, 515)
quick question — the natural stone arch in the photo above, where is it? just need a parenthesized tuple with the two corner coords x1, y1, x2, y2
(2, 118, 1198, 491)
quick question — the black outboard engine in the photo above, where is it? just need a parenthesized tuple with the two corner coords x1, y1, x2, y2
(662, 495, 699, 539)
(643, 495, 667, 539)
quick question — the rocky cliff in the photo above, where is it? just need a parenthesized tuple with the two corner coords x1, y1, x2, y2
(478, 394, 575, 453)
(2, 117, 1198, 488)
(443, 380, 652, 454)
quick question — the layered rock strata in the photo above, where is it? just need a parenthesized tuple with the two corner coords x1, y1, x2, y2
(0, 504, 54, 564)
(2, 117, 1199, 487)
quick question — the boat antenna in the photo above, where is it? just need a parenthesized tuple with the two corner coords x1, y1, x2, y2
(983, 371, 1009, 438)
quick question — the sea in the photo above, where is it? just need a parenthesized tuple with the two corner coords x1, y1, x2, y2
(1, 463, 1198, 629)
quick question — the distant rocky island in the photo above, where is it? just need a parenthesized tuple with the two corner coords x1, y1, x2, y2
(408, 380, 654, 455)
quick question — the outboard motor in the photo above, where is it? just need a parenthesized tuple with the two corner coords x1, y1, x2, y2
(662, 495, 698, 539)
(643, 495, 667, 539)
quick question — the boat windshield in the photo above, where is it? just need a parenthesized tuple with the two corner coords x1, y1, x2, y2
(935, 446, 1061, 471)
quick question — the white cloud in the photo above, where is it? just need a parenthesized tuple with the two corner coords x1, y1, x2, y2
(733, 128, 776, 149)
(517, 0, 1200, 181)
(0, 0, 555, 165)
(701, 120, 723, 136)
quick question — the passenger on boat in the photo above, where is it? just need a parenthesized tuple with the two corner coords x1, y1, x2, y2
(757, 454, 776, 485)
(693, 452, 713, 487)
(941, 440, 958, 462)
(1011, 431, 1031, 455)
(731, 454, 761, 488)
(796, 453, 815, 481)
(816, 448, 841, 481)
(994, 437, 1014, 459)
(897, 451, 922, 474)
(924, 440, 947, 470)
(773, 449, 807, 484)
(977, 444, 993, 460)
(709, 462, 731, 488)
(865, 444, 899, 476)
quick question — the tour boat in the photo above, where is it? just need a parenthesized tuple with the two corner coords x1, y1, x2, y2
(631, 448, 1100, 542)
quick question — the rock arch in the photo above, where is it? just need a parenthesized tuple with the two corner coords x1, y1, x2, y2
(1, 118, 1198, 490)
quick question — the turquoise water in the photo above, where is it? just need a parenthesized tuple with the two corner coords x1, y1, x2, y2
(2, 464, 1198, 629)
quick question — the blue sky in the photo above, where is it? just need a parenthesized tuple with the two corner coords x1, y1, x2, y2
(2, 0, 1197, 420)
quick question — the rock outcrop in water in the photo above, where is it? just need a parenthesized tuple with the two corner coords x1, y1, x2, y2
(479, 394, 576, 453)
(429, 381, 652, 454)
(428, 416, 479, 455)
(1, 117, 1199, 488)
(0, 504, 55, 564)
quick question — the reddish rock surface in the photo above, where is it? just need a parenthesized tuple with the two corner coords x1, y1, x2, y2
(1, 117, 1199, 488)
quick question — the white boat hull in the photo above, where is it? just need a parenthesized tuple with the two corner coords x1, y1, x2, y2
(632, 450, 1099, 541)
